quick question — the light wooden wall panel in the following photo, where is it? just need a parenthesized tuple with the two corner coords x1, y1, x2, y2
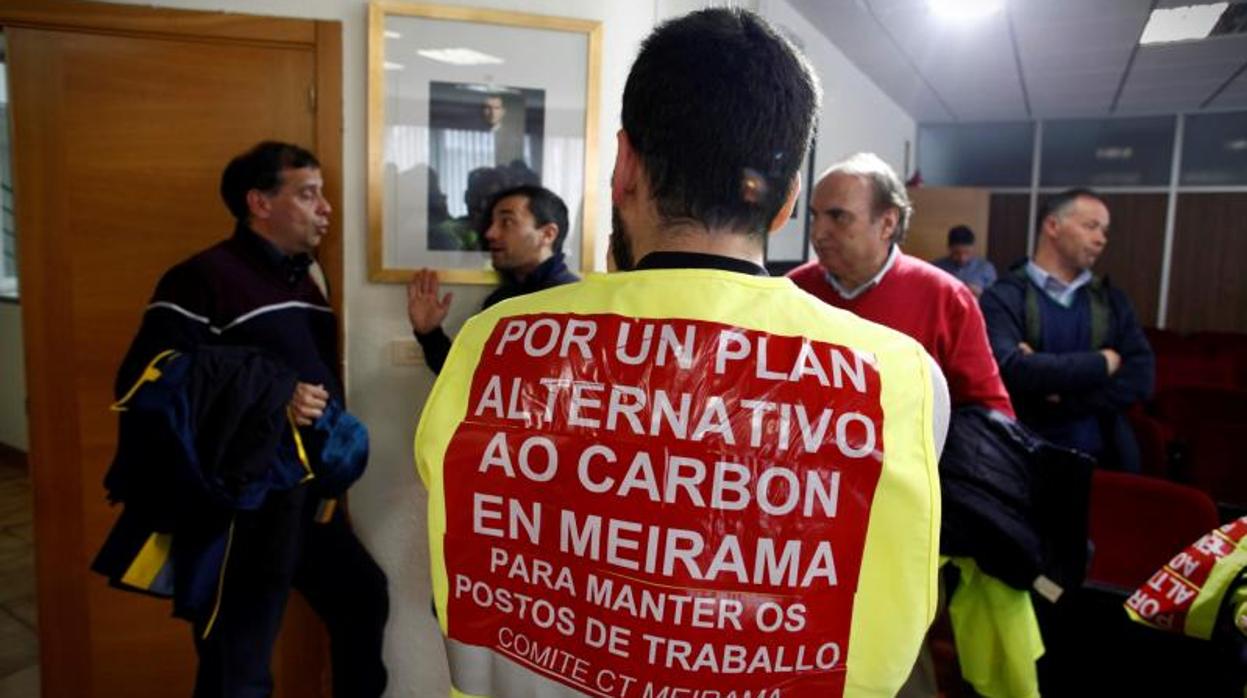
(905, 187, 990, 263)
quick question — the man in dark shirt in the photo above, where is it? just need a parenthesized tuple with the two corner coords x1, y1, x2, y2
(981, 188, 1154, 471)
(406, 184, 578, 373)
(116, 141, 388, 697)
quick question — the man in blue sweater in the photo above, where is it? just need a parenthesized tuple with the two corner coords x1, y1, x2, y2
(980, 188, 1154, 472)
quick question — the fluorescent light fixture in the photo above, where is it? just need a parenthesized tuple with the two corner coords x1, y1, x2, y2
(1227, 138, 1247, 151)
(928, 0, 1003, 22)
(384, 30, 402, 39)
(384, 61, 405, 71)
(1095, 146, 1134, 161)
(416, 48, 504, 66)
(1140, 3, 1228, 45)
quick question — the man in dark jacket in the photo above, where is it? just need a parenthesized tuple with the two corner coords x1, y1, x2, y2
(406, 184, 578, 373)
(980, 188, 1154, 472)
(115, 141, 388, 697)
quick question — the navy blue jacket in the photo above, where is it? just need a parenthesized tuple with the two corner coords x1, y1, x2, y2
(99, 226, 366, 625)
(940, 405, 1094, 594)
(980, 263, 1154, 471)
(94, 347, 368, 623)
(116, 225, 342, 401)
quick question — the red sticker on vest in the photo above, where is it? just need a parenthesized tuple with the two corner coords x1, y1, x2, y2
(442, 313, 886, 697)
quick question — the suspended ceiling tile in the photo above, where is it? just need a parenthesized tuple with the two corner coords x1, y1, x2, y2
(788, 0, 1247, 122)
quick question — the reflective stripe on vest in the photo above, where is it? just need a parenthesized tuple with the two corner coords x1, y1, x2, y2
(415, 269, 940, 698)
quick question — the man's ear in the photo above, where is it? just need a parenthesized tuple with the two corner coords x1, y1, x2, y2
(766, 174, 802, 234)
(246, 189, 271, 221)
(611, 129, 639, 206)
(538, 223, 559, 249)
(1041, 215, 1059, 240)
(878, 207, 899, 242)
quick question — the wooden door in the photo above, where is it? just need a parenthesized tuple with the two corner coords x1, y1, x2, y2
(6, 3, 342, 695)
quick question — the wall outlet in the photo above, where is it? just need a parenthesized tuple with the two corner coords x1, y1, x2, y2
(390, 339, 424, 367)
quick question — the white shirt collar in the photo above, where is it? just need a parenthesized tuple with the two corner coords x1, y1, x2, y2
(1025, 260, 1092, 308)
(825, 244, 899, 300)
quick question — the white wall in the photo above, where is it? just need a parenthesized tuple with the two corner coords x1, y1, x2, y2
(85, 1, 915, 695)
(763, 0, 916, 177)
(0, 302, 26, 451)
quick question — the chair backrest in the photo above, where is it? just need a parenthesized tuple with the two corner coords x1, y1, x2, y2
(1125, 408, 1173, 478)
(1155, 354, 1239, 395)
(1187, 421, 1247, 506)
(1154, 386, 1247, 435)
(1190, 331, 1247, 390)
(1087, 470, 1220, 590)
(1147, 329, 1244, 394)
(1143, 327, 1187, 356)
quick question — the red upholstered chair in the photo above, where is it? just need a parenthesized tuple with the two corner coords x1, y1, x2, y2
(1186, 421, 1247, 506)
(1143, 327, 1187, 356)
(1153, 386, 1247, 431)
(1154, 351, 1238, 394)
(1086, 471, 1220, 591)
(1125, 407, 1174, 478)
(1190, 331, 1247, 389)
(1147, 329, 1241, 394)
(1043, 472, 1231, 696)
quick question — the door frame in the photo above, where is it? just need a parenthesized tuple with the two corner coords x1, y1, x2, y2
(0, 1, 343, 694)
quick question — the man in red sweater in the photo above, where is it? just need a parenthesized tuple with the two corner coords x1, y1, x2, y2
(789, 152, 1013, 417)
(791, 152, 1018, 695)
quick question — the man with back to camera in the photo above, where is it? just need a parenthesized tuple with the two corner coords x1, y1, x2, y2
(407, 184, 578, 374)
(415, 9, 950, 697)
(112, 141, 388, 696)
(933, 224, 996, 297)
(980, 188, 1154, 472)
(789, 153, 1013, 417)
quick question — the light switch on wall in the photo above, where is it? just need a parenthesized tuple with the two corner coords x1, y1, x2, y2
(390, 339, 424, 367)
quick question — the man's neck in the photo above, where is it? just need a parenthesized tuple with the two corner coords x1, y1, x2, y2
(1032, 248, 1080, 285)
(248, 222, 297, 258)
(833, 246, 892, 291)
(631, 222, 765, 268)
(507, 250, 554, 284)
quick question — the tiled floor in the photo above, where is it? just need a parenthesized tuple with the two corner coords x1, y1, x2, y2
(0, 448, 38, 698)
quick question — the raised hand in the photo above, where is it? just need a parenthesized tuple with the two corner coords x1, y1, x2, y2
(407, 268, 453, 335)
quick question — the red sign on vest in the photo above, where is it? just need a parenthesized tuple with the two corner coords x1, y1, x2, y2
(1126, 516, 1247, 634)
(442, 313, 886, 697)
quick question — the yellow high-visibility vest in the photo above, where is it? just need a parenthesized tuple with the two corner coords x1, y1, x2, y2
(415, 268, 940, 698)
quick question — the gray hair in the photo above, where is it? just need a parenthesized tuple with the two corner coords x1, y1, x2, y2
(1037, 188, 1107, 231)
(822, 152, 912, 244)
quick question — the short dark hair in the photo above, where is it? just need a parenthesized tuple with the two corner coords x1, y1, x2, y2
(622, 8, 820, 238)
(485, 184, 571, 254)
(1037, 188, 1107, 231)
(220, 141, 320, 222)
(948, 225, 975, 246)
